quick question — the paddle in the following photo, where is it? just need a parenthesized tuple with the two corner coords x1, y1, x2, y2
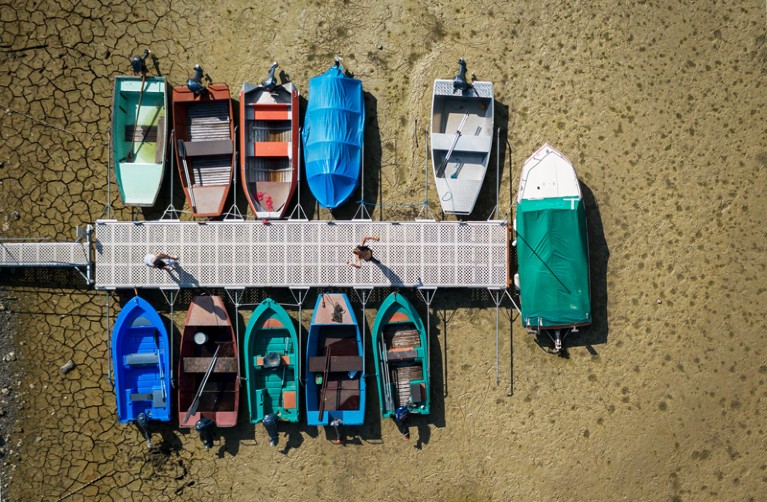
(182, 344, 220, 426)
(177, 139, 197, 211)
(127, 70, 147, 162)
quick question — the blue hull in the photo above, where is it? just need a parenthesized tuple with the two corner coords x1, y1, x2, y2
(306, 293, 365, 426)
(112, 296, 171, 423)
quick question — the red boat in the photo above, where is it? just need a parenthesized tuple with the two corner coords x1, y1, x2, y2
(178, 295, 239, 428)
(172, 83, 235, 217)
(240, 63, 299, 219)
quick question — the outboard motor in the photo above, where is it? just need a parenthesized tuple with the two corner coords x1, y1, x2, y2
(333, 57, 342, 68)
(195, 417, 215, 449)
(393, 405, 410, 440)
(186, 64, 207, 96)
(135, 412, 152, 448)
(131, 49, 150, 75)
(263, 413, 280, 446)
(262, 62, 279, 92)
(453, 58, 472, 93)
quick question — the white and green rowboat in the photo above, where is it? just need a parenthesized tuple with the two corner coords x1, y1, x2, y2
(112, 76, 168, 206)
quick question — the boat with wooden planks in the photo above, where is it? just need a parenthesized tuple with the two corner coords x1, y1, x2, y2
(241, 63, 299, 219)
(244, 298, 299, 423)
(430, 59, 494, 216)
(172, 83, 235, 217)
(305, 293, 365, 426)
(112, 76, 168, 206)
(371, 292, 430, 418)
(514, 144, 591, 352)
(112, 296, 171, 424)
(178, 295, 239, 428)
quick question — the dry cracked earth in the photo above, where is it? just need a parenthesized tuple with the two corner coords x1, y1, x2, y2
(1, 0, 767, 501)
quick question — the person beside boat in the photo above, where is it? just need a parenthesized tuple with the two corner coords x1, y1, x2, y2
(347, 235, 380, 268)
(144, 252, 178, 270)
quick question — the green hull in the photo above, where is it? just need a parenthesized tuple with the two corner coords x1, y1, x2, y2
(112, 76, 167, 206)
(244, 298, 299, 423)
(371, 292, 430, 418)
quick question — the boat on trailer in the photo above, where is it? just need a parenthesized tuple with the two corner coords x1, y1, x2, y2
(244, 298, 299, 423)
(112, 76, 168, 206)
(172, 82, 235, 217)
(241, 63, 299, 219)
(112, 296, 171, 424)
(513, 144, 591, 351)
(178, 295, 239, 428)
(372, 292, 430, 419)
(302, 59, 365, 209)
(430, 59, 494, 216)
(306, 293, 365, 426)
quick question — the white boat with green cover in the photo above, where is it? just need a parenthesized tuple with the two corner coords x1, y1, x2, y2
(112, 76, 168, 206)
(514, 144, 591, 351)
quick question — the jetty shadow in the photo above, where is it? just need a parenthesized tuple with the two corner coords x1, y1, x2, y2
(469, 99, 511, 221)
(0, 266, 92, 291)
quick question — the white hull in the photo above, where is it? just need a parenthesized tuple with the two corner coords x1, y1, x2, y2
(430, 80, 494, 215)
(517, 144, 581, 202)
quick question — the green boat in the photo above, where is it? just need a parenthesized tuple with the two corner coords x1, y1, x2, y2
(112, 76, 168, 206)
(514, 144, 591, 351)
(244, 298, 299, 423)
(371, 292, 430, 418)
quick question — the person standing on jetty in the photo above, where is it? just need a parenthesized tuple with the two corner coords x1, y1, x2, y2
(347, 235, 380, 268)
(144, 252, 178, 271)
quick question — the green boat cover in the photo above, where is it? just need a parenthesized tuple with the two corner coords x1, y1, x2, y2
(516, 196, 591, 328)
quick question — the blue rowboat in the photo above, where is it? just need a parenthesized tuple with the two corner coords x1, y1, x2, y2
(306, 293, 365, 426)
(112, 296, 171, 423)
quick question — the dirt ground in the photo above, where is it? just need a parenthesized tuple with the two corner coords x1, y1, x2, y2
(1, 0, 766, 500)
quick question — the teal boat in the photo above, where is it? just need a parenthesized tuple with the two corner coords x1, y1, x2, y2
(514, 144, 591, 351)
(371, 292, 430, 418)
(112, 76, 168, 206)
(243, 298, 299, 423)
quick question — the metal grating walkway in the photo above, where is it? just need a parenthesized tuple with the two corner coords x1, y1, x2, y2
(94, 220, 509, 290)
(0, 241, 90, 267)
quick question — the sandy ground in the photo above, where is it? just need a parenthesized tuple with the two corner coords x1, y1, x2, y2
(1, 0, 766, 500)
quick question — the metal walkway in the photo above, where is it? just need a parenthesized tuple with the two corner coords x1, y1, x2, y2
(94, 220, 509, 290)
(0, 226, 93, 282)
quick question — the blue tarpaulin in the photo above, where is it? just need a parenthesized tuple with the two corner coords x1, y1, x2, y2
(302, 65, 365, 209)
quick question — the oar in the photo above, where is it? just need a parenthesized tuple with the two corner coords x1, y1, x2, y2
(177, 139, 197, 211)
(438, 111, 469, 176)
(127, 71, 147, 162)
(182, 345, 220, 426)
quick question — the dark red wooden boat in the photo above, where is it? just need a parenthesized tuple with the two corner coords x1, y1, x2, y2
(178, 295, 239, 428)
(172, 83, 235, 217)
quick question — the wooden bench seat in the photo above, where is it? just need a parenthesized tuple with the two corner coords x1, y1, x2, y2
(182, 139, 233, 157)
(387, 347, 418, 362)
(308, 355, 363, 373)
(183, 356, 238, 373)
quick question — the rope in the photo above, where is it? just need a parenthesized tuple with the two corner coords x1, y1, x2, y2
(355, 200, 428, 208)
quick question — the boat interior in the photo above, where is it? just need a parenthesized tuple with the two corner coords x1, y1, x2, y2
(431, 95, 493, 182)
(249, 317, 298, 421)
(175, 98, 233, 214)
(179, 330, 238, 417)
(309, 330, 362, 417)
(115, 84, 166, 166)
(383, 319, 426, 407)
(243, 86, 295, 216)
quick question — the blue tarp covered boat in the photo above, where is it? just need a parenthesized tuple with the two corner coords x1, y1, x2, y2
(302, 62, 365, 209)
(112, 296, 171, 423)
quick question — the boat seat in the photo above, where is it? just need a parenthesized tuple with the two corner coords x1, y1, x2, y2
(282, 390, 296, 410)
(182, 139, 233, 157)
(124, 125, 158, 142)
(183, 356, 237, 373)
(308, 355, 363, 373)
(431, 133, 493, 153)
(410, 382, 425, 403)
(387, 347, 417, 362)
(130, 389, 165, 408)
(155, 118, 165, 163)
(254, 354, 291, 367)
(125, 353, 159, 365)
